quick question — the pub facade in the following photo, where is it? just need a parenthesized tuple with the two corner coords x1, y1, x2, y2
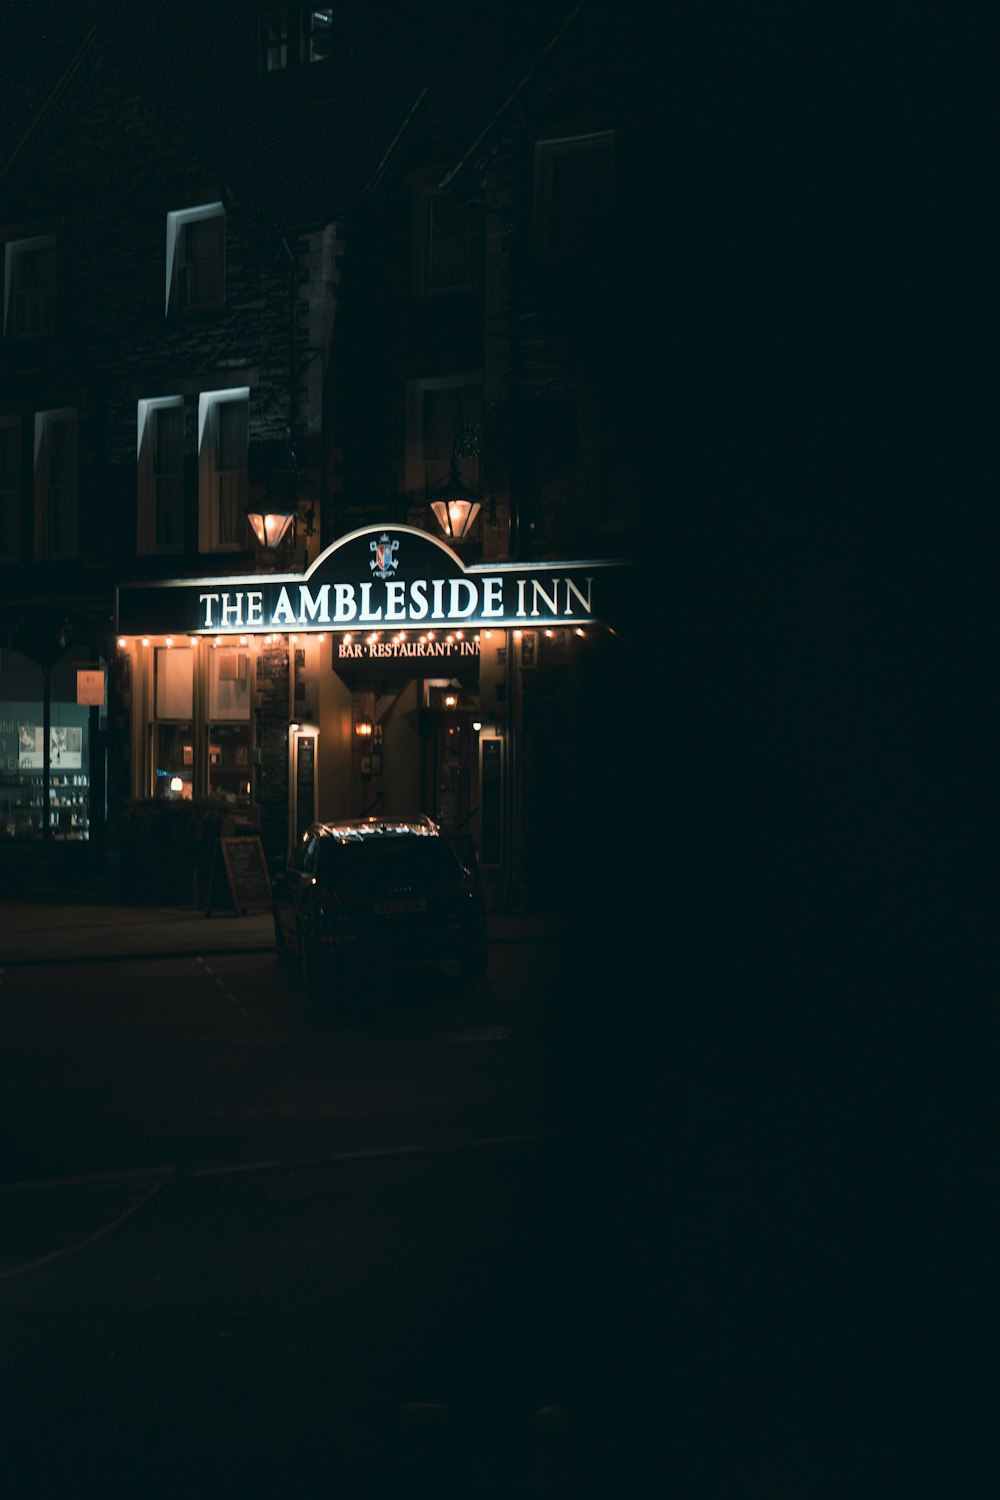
(113, 525, 630, 906)
(0, 5, 624, 906)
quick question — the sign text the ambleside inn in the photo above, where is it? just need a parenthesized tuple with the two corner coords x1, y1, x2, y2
(196, 574, 595, 632)
(115, 526, 631, 637)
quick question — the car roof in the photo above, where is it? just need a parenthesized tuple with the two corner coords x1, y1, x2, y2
(309, 815, 441, 844)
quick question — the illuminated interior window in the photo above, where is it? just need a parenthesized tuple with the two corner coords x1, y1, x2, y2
(209, 648, 251, 719)
(208, 723, 251, 805)
(153, 724, 193, 799)
(151, 647, 193, 799)
(154, 647, 194, 719)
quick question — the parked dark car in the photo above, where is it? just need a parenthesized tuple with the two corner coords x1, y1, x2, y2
(272, 815, 488, 1001)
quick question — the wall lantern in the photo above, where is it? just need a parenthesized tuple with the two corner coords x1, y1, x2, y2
(244, 497, 298, 553)
(246, 432, 308, 556)
(430, 425, 482, 541)
(355, 720, 373, 738)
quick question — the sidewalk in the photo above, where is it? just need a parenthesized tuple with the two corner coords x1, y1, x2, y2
(0, 896, 559, 966)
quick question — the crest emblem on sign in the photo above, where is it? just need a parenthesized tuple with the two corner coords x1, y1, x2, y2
(370, 534, 399, 579)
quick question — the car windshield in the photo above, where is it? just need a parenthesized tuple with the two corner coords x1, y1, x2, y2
(317, 835, 461, 891)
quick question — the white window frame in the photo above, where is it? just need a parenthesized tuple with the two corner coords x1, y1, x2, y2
(303, 7, 334, 64)
(137, 397, 185, 555)
(165, 204, 226, 316)
(33, 407, 78, 561)
(198, 388, 250, 553)
(533, 131, 615, 260)
(3, 233, 57, 339)
(0, 415, 21, 563)
(404, 374, 482, 501)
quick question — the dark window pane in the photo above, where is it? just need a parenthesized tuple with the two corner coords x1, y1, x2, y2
(424, 193, 478, 291)
(178, 215, 224, 309)
(13, 241, 56, 335)
(308, 8, 334, 62)
(263, 8, 288, 69)
(0, 423, 19, 558)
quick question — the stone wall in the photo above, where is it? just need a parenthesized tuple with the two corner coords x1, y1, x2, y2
(255, 641, 291, 867)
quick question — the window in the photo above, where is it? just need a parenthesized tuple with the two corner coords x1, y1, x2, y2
(198, 389, 249, 552)
(0, 648, 45, 839)
(137, 398, 185, 554)
(304, 8, 334, 62)
(210, 647, 252, 802)
(4, 234, 56, 338)
(261, 6, 289, 70)
(405, 375, 482, 501)
(166, 205, 225, 315)
(210, 650, 251, 718)
(0, 416, 21, 563)
(208, 723, 251, 804)
(152, 646, 194, 799)
(417, 189, 480, 295)
(534, 132, 615, 261)
(33, 408, 78, 561)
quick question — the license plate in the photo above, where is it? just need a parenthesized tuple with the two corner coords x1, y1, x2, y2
(373, 897, 428, 916)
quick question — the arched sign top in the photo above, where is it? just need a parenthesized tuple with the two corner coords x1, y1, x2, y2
(116, 524, 631, 637)
(304, 524, 467, 584)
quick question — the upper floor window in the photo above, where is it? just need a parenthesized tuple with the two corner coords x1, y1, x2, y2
(3, 234, 57, 338)
(417, 189, 480, 295)
(166, 205, 226, 316)
(305, 8, 335, 63)
(260, 7, 289, 70)
(534, 132, 615, 262)
(137, 397, 185, 555)
(198, 389, 249, 553)
(0, 416, 21, 563)
(405, 375, 482, 505)
(33, 407, 78, 561)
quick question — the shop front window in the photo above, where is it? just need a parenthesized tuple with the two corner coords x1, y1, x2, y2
(0, 649, 45, 839)
(153, 723, 193, 800)
(153, 646, 193, 799)
(0, 648, 104, 841)
(148, 644, 252, 804)
(208, 644, 251, 805)
(209, 723, 251, 805)
(49, 650, 98, 840)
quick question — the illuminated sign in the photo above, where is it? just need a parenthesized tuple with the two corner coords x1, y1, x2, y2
(117, 525, 630, 636)
(337, 637, 480, 663)
(77, 669, 105, 705)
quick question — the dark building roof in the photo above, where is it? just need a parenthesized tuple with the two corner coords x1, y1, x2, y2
(1, 0, 606, 227)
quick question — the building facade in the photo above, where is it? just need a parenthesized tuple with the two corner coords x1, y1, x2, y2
(0, 2, 626, 907)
